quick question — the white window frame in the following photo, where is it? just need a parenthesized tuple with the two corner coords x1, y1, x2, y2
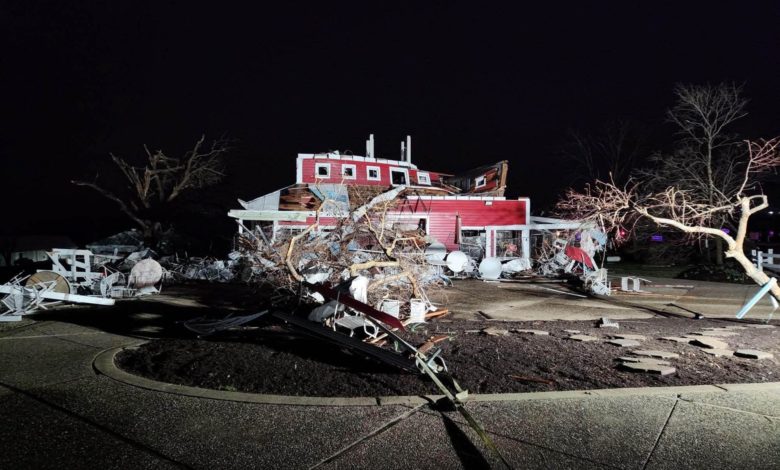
(341, 163, 357, 179)
(416, 171, 431, 185)
(475, 175, 487, 188)
(366, 165, 381, 181)
(315, 162, 331, 179)
(390, 167, 409, 186)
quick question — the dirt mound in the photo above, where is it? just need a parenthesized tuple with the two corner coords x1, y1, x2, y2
(116, 318, 780, 397)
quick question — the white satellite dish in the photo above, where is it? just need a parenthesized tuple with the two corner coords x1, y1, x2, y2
(445, 251, 469, 273)
(129, 259, 163, 287)
(478, 257, 502, 280)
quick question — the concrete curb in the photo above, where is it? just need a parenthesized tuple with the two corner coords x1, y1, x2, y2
(94, 346, 780, 407)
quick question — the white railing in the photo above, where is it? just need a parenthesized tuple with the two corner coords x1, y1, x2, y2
(751, 249, 780, 272)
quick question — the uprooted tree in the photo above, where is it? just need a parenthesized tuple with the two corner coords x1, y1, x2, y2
(557, 138, 780, 302)
(72, 135, 230, 241)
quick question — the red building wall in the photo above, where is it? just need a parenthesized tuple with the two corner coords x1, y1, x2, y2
(394, 198, 527, 250)
(299, 157, 445, 186)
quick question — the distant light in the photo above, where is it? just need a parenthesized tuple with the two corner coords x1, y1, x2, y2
(650, 234, 663, 242)
(721, 228, 730, 234)
(769, 211, 775, 215)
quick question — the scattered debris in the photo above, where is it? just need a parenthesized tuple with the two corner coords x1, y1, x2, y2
(619, 276, 649, 293)
(606, 339, 641, 347)
(619, 362, 676, 376)
(617, 357, 671, 366)
(569, 334, 599, 342)
(611, 334, 647, 341)
(513, 329, 550, 336)
(701, 349, 734, 357)
(734, 349, 774, 359)
(690, 330, 739, 337)
(599, 317, 620, 328)
(689, 337, 730, 350)
(481, 326, 510, 336)
(631, 350, 680, 359)
(0, 272, 114, 321)
(659, 336, 692, 343)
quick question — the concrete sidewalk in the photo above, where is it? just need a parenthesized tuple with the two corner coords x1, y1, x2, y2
(442, 276, 778, 321)
(1, 316, 778, 469)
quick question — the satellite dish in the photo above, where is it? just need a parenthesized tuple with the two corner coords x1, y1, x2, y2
(478, 257, 502, 280)
(445, 251, 469, 273)
(425, 242, 447, 262)
(26, 270, 72, 294)
(129, 259, 163, 287)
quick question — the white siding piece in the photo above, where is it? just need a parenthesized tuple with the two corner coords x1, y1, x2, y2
(238, 189, 281, 210)
(352, 187, 405, 222)
(227, 210, 312, 221)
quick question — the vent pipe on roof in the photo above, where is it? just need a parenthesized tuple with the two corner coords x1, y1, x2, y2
(401, 141, 405, 161)
(366, 134, 375, 158)
(366, 134, 376, 158)
(406, 135, 412, 164)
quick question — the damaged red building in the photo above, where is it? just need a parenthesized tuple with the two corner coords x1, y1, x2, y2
(229, 135, 572, 265)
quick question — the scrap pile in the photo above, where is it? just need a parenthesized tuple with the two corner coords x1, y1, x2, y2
(237, 186, 447, 312)
(535, 225, 611, 295)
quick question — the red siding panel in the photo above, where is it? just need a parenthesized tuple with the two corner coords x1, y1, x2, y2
(300, 158, 445, 186)
(416, 199, 527, 250)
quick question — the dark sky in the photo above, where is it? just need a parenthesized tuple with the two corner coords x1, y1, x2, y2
(2, 1, 779, 242)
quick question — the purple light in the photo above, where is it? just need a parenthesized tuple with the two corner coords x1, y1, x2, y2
(721, 227, 730, 234)
(651, 234, 663, 242)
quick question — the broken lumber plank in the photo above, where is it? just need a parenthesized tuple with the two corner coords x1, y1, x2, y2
(425, 309, 450, 320)
(416, 334, 451, 354)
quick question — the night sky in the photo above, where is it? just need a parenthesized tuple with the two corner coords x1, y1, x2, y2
(3, 2, 779, 246)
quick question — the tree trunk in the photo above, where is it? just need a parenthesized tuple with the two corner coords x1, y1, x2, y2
(714, 237, 724, 265)
(727, 249, 780, 303)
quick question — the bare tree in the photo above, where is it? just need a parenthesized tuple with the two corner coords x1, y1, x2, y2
(637, 83, 748, 263)
(73, 135, 230, 238)
(561, 120, 648, 186)
(557, 138, 780, 302)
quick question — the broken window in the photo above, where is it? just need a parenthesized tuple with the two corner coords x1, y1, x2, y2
(495, 230, 522, 257)
(391, 168, 408, 185)
(475, 175, 487, 188)
(459, 229, 485, 259)
(341, 164, 356, 179)
(315, 163, 331, 178)
(416, 172, 431, 185)
(366, 166, 381, 181)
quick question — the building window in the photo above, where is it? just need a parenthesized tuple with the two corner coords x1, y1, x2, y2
(390, 168, 409, 186)
(366, 166, 381, 181)
(341, 164, 357, 179)
(416, 172, 431, 185)
(315, 163, 331, 179)
(475, 175, 487, 188)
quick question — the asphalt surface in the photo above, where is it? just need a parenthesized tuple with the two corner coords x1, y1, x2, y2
(1, 279, 779, 469)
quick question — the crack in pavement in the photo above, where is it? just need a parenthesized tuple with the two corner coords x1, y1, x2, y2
(641, 397, 678, 470)
(677, 396, 780, 419)
(0, 379, 193, 469)
(308, 403, 427, 469)
(413, 405, 621, 469)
